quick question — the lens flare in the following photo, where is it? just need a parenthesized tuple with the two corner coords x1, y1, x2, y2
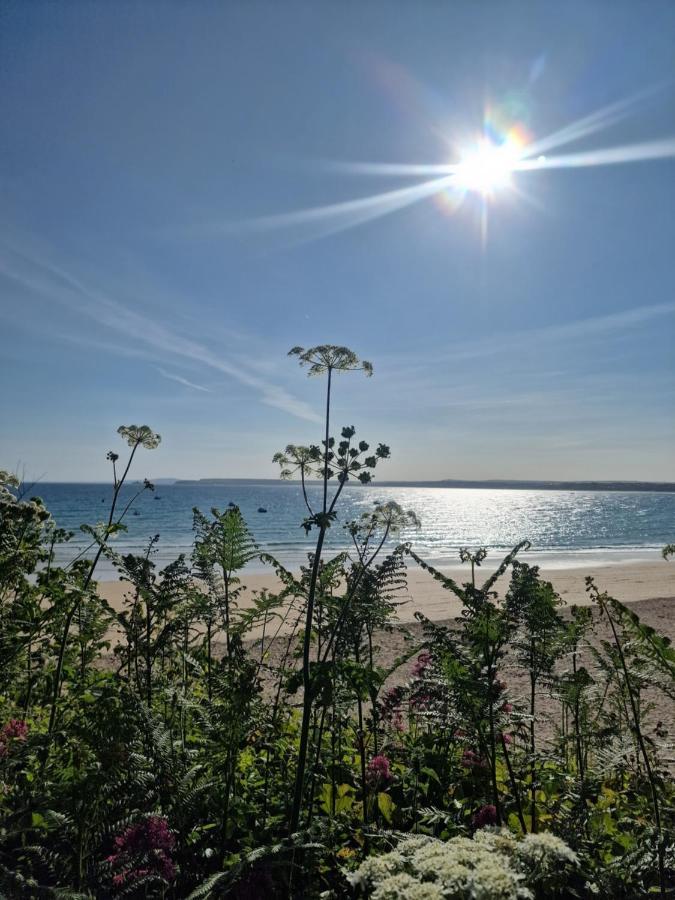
(216, 83, 675, 246)
(454, 120, 529, 197)
(454, 139, 517, 194)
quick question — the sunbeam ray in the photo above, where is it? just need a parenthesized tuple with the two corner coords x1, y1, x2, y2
(215, 173, 456, 236)
(520, 83, 667, 159)
(203, 84, 675, 244)
(516, 137, 675, 172)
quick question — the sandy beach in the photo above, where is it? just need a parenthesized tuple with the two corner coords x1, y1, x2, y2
(98, 558, 675, 745)
(98, 557, 674, 632)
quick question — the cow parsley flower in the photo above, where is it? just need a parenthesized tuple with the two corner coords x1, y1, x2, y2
(371, 873, 440, 900)
(376, 875, 444, 900)
(348, 851, 405, 888)
(515, 832, 579, 882)
(349, 830, 574, 900)
(397, 835, 435, 856)
(473, 827, 519, 856)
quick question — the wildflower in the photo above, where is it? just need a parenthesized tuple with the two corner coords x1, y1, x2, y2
(381, 686, 405, 714)
(412, 651, 433, 678)
(472, 804, 498, 829)
(501, 702, 513, 714)
(1, 720, 29, 741)
(351, 830, 576, 900)
(366, 754, 392, 786)
(0, 719, 29, 758)
(501, 732, 513, 745)
(114, 815, 175, 854)
(410, 691, 431, 711)
(117, 424, 161, 449)
(396, 835, 435, 856)
(348, 851, 406, 888)
(460, 748, 487, 769)
(515, 832, 579, 873)
(473, 826, 518, 856)
(373, 873, 444, 900)
(107, 815, 176, 886)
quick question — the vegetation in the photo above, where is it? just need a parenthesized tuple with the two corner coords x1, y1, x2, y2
(0, 347, 673, 898)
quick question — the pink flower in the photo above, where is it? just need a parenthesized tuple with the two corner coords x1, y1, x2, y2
(500, 732, 513, 745)
(412, 651, 433, 678)
(1, 720, 29, 741)
(461, 748, 487, 769)
(380, 686, 404, 719)
(0, 720, 29, 758)
(472, 804, 497, 829)
(366, 755, 392, 785)
(410, 690, 431, 711)
(108, 816, 176, 886)
(501, 702, 513, 714)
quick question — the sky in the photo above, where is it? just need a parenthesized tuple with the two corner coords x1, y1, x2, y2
(1, 1, 674, 483)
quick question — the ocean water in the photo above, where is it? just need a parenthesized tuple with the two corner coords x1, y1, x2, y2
(26, 481, 675, 577)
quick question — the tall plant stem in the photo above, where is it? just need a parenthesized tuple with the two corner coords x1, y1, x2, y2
(355, 642, 369, 825)
(501, 733, 527, 833)
(289, 364, 334, 833)
(145, 594, 152, 707)
(46, 442, 140, 743)
(307, 702, 329, 824)
(289, 525, 327, 833)
(487, 692, 502, 826)
(529, 669, 537, 833)
(322, 367, 332, 516)
(206, 621, 212, 702)
(224, 576, 231, 655)
(572, 646, 585, 780)
(602, 600, 666, 896)
(483, 609, 502, 826)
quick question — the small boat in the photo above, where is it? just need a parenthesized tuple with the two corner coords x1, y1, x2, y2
(257, 507, 267, 513)
(133, 510, 141, 516)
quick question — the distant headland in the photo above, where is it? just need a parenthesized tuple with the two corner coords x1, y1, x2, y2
(171, 477, 675, 493)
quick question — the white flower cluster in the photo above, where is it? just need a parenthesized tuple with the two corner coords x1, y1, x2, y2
(349, 828, 579, 900)
(515, 832, 579, 882)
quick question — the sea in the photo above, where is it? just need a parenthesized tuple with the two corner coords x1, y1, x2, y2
(26, 481, 675, 578)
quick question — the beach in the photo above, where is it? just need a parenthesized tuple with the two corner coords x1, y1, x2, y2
(99, 557, 675, 746)
(98, 557, 674, 631)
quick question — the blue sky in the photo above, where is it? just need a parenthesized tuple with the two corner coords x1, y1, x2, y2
(1, 1, 674, 482)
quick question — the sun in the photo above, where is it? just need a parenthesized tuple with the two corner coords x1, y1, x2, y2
(453, 138, 520, 196)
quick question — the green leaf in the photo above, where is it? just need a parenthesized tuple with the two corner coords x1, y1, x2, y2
(31, 812, 48, 830)
(378, 791, 395, 824)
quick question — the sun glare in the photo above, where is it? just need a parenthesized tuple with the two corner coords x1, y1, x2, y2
(453, 138, 520, 196)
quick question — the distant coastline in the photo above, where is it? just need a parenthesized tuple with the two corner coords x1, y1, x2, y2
(171, 477, 675, 493)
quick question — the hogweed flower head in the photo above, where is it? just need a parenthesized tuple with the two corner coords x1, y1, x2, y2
(289, 344, 373, 377)
(117, 425, 161, 449)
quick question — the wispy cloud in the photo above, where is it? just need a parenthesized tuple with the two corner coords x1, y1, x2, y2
(0, 241, 321, 423)
(156, 367, 211, 392)
(392, 302, 675, 371)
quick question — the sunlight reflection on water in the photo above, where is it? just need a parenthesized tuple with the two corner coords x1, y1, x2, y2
(36, 483, 675, 576)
